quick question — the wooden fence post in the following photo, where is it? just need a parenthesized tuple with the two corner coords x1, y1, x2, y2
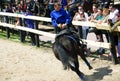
(34, 20, 40, 47)
(1, 16, 5, 31)
(5, 16, 10, 38)
(19, 18, 26, 43)
(108, 32, 118, 64)
(78, 26, 83, 38)
(0, 16, 3, 31)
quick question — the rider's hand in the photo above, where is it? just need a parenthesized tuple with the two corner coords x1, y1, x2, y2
(62, 23, 67, 29)
(58, 24, 62, 28)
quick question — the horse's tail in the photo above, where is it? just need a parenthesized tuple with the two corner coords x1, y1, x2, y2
(55, 41, 76, 70)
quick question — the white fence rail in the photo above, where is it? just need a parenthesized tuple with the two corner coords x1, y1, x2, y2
(0, 12, 118, 49)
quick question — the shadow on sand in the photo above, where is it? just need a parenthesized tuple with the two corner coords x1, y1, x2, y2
(86, 66, 112, 81)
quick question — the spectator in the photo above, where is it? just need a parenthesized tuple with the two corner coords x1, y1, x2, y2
(67, 1, 80, 19)
(4, 4, 12, 23)
(22, 0, 27, 12)
(48, 0, 60, 13)
(38, 0, 44, 16)
(4, 4, 12, 13)
(27, 0, 39, 15)
(73, 5, 89, 39)
(15, 5, 26, 43)
(88, 4, 98, 33)
(34, 0, 40, 16)
(43, 3, 51, 25)
(61, 0, 68, 9)
(108, 4, 119, 23)
(49, 0, 55, 12)
(81, 0, 92, 14)
(73, 5, 90, 56)
(90, 8, 104, 24)
(98, 0, 111, 8)
(15, 7, 22, 26)
(25, 10, 36, 46)
(100, 8, 110, 23)
(100, 8, 110, 43)
(90, 8, 105, 55)
(88, 4, 98, 22)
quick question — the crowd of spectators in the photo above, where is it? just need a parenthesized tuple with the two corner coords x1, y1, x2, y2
(49, 0, 120, 60)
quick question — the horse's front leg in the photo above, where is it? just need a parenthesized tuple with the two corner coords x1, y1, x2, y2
(77, 47, 93, 70)
(70, 64, 87, 81)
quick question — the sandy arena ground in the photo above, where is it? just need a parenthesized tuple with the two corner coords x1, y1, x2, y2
(0, 38, 120, 81)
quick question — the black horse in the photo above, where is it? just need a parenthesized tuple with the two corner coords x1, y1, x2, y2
(52, 29, 93, 81)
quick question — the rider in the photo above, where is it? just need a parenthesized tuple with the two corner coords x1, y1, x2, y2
(50, 2, 81, 46)
(50, 2, 72, 34)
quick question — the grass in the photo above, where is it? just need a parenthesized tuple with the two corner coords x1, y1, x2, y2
(0, 29, 30, 44)
(0, 29, 53, 47)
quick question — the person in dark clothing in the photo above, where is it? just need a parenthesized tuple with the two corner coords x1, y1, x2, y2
(81, 0, 92, 14)
(61, 0, 68, 9)
(98, 0, 111, 8)
(27, 0, 39, 15)
(25, 10, 36, 45)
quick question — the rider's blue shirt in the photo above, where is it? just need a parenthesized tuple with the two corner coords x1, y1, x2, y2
(50, 8, 71, 28)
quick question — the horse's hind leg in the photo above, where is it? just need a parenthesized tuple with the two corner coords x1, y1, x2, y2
(53, 43, 60, 60)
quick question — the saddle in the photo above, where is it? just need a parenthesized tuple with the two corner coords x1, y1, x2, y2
(55, 29, 86, 47)
(55, 29, 72, 38)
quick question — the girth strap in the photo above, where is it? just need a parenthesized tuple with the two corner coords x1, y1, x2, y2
(67, 35, 77, 44)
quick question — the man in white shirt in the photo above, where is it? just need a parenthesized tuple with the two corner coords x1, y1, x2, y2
(108, 4, 119, 23)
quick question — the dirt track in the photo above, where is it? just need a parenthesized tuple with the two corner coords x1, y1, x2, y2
(0, 38, 120, 81)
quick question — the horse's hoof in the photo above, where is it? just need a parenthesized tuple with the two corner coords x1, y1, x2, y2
(79, 75, 87, 81)
(91, 58, 96, 61)
(89, 66, 93, 70)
